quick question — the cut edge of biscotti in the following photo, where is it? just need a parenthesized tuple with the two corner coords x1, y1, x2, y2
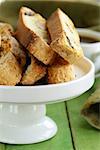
(0, 52, 22, 85)
(0, 34, 26, 69)
(16, 7, 55, 65)
(47, 8, 84, 64)
(21, 55, 46, 85)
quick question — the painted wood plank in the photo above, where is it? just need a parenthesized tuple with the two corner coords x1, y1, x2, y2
(6, 102, 73, 150)
(0, 144, 5, 150)
(66, 77, 100, 150)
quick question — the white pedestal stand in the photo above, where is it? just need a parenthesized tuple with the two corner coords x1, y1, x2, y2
(0, 103, 57, 144)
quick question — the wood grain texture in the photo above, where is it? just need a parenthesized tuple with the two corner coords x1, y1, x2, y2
(6, 102, 73, 150)
(66, 77, 100, 150)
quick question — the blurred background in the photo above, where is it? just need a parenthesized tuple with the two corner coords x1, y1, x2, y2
(0, 0, 100, 2)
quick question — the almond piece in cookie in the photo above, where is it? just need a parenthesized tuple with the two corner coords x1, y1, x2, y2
(48, 56, 75, 84)
(16, 7, 55, 65)
(21, 55, 46, 85)
(0, 52, 22, 85)
(47, 8, 83, 64)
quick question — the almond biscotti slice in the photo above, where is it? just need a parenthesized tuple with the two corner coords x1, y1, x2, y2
(21, 55, 46, 85)
(16, 7, 55, 65)
(1, 34, 26, 68)
(47, 8, 83, 64)
(0, 52, 22, 85)
(47, 56, 75, 84)
(0, 22, 13, 35)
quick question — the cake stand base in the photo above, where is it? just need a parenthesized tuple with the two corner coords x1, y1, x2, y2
(0, 103, 57, 144)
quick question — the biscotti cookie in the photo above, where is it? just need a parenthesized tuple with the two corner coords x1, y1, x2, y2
(0, 22, 13, 35)
(0, 52, 22, 85)
(1, 34, 26, 68)
(47, 8, 83, 64)
(21, 55, 46, 85)
(48, 56, 75, 84)
(16, 7, 55, 65)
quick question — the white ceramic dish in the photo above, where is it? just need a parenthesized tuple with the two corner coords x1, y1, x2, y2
(77, 28, 100, 59)
(77, 28, 100, 75)
(0, 57, 95, 144)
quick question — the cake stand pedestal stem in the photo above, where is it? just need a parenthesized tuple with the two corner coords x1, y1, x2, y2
(0, 103, 57, 144)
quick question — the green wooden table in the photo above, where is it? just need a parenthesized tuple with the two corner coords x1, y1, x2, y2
(0, 77, 100, 150)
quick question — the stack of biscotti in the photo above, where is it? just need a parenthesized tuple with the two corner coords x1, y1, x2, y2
(0, 22, 46, 86)
(0, 7, 84, 85)
(15, 7, 83, 85)
(46, 8, 84, 83)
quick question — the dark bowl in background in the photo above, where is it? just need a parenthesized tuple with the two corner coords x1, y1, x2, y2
(0, 0, 100, 28)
